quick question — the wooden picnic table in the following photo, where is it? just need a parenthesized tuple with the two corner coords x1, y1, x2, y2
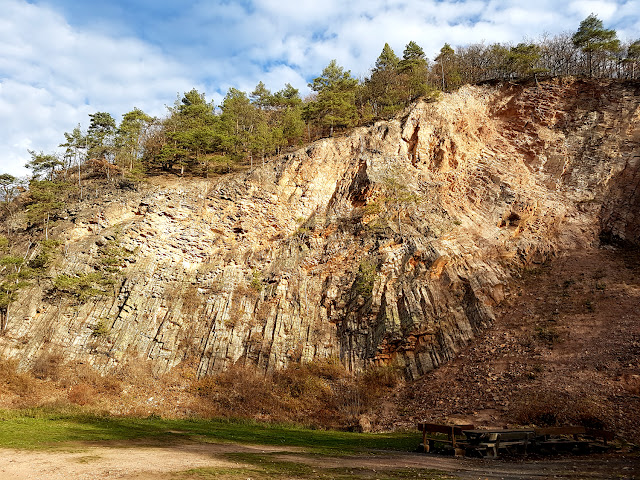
(462, 428, 537, 458)
(417, 423, 615, 458)
(417, 423, 474, 454)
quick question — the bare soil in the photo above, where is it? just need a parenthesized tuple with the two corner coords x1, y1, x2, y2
(0, 441, 300, 480)
(0, 440, 638, 479)
(391, 245, 640, 443)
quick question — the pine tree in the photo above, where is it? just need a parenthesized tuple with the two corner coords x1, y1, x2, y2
(365, 44, 404, 118)
(116, 108, 154, 175)
(25, 151, 62, 181)
(250, 81, 273, 109)
(572, 14, 620, 77)
(220, 88, 260, 164)
(398, 41, 430, 100)
(507, 43, 543, 79)
(401, 41, 426, 63)
(87, 112, 116, 160)
(434, 43, 462, 91)
(308, 60, 358, 137)
(158, 89, 218, 175)
(373, 43, 400, 73)
(24, 180, 67, 240)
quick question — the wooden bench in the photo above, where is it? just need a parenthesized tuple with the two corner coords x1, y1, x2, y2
(417, 423, 475, 453)
(534, 426, 615, 452)
(464, 429, 536, 458)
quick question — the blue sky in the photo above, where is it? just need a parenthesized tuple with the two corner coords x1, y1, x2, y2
(1, 0, 639, 177)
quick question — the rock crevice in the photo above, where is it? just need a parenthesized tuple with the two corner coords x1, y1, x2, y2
(1, 79, 638, 380)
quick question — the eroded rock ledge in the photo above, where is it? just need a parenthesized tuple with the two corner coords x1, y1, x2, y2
(2, 78, 638, 380)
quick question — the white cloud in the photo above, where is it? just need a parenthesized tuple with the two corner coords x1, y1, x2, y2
(568, 0, 619, 20)
(0, 0, 194, 177)
(1, 0, 638, 177)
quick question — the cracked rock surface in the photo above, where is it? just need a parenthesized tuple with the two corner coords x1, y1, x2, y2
(1, 78, 638, 381)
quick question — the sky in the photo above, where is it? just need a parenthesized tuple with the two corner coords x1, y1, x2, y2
(1, 0, 639, 177)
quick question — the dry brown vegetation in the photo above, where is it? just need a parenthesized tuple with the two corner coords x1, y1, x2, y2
(189, 360, 401, 430)
(0, 353, 402, 431)
(391, 247, 640, 443)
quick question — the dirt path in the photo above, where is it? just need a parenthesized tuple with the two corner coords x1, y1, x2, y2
(276, 451, 640, 479)
(0, 442, 289, 480)
(0, 442, 638, 479)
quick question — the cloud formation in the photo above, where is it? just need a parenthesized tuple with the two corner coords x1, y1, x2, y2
(1, 0, 637, 176)
(0, 0, 195, 177)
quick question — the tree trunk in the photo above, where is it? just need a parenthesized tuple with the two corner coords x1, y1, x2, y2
(0, 306, 7, 334)
(78, 159, 82, 201)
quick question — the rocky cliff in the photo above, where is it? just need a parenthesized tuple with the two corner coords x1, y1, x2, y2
(1, 78, 638, 381)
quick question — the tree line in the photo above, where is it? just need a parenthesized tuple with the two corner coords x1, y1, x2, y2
(0, 14, 638, 335)
(1, 14, 638, 189)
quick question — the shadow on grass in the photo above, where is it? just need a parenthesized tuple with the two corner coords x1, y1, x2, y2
(174, 452, 454, 480)
(0, 408, 417, 454)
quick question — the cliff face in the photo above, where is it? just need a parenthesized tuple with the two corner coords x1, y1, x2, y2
(1, 78, 638, 380)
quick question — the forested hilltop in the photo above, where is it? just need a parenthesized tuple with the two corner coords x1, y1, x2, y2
(0, 6, 638, 437)
(2, 14, 637, 186)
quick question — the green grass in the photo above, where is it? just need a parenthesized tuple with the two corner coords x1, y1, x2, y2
(0, 408, 453, 479)
(172, 452, 453, 479)
(0, 407, 418, 454)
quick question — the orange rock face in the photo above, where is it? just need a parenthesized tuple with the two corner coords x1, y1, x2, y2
(1, 78, 638, 381)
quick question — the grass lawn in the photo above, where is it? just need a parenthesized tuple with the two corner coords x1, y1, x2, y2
(175, 455, 454, 480)
(0, 407, 418, 455)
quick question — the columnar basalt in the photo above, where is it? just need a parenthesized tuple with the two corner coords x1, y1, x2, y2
(1, 79, 638, 380)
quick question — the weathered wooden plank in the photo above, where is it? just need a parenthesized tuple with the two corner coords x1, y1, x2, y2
(417, 423, 475, 435)
(535, 426, 586, 436)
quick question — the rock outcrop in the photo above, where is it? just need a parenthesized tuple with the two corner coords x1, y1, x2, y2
(1, 78, 638, 380)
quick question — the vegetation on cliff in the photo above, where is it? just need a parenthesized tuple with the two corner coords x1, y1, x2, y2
(0, 14, 638, 441)
(0, 15, 637, 190)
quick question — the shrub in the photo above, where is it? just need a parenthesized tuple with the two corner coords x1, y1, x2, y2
(305, 357, 346, 380)
(98, 237, 130, 271)
(188, 357, 402, 430)
(60, 361, 122, 397)
(52, 272, 113, 303)
(31, 351, 63, 380)
(535, 325, 560, 346)
(250, 270, 263, 292)
(68, 383, 95, 406)
(353, 260, 377, 298)
(509, 390, 606, 428)
(90, 319, 110, 338)
(192, 364, 279, 419)
(0, 359, 38, 397)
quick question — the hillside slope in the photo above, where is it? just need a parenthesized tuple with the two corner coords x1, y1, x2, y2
(0, 78, 638, 396)
(392, 247, 640, 441)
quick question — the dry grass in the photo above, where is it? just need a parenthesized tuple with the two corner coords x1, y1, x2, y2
(508, 389, 607, 429)
(0, 351, 401, 432)
(31, 351, 64, 381)
(190, 360, 402, 430)
(0, 359, 39, 398)
(68, 383, 96, 405)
